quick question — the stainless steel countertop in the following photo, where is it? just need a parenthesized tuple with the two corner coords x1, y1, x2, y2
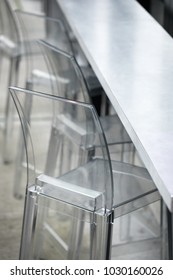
(58, 0, 173, 212)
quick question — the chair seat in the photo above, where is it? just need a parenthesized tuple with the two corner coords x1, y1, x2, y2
(42, 157, 158, 212)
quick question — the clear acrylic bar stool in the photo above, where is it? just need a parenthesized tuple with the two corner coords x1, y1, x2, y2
(44, 0, 110, 115)
(38, 40, 134, 172)
(0, 1, 59, 162)
(13, 39, 134, 199)
(10, 86, 163, 260)
(0, 4, 84, 162)
(14, 9, 111, 115)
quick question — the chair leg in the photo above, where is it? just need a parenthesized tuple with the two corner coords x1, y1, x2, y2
(91, 211, 113, 259)
(119, 213, 131, 242)
(0, 49, 3, 82)
(13, 83, 33, 198)
(0, 50, 4, 129)
(167, 207, 173, 259)
(20, 185, 38, 260)
(13, 134, 26, 199)
(67, 209, 85, 259)
(3, 55, 21, 163)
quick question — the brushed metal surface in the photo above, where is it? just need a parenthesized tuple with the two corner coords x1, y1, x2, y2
(57, 0, 173, 211)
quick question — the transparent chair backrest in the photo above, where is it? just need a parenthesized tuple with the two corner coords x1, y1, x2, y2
(10, 87, 113, 212)
(38, 40, 90, 103)
(15, 9, 72, 52)
(44, 0, 88, 66)
(0, 0, 20, 46)
(13, 10, 73, 90)
(44, 0, 73, 42)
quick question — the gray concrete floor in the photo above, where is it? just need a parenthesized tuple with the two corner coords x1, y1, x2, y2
(0, 160, 24, 259)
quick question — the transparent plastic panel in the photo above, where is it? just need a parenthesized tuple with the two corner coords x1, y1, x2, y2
(36, 174, 103, 211)
(15, 10, 71, 54)
(10, 87, 113, 211)
(38, 40, 90, 103)
(111, 200, 162, 260)
(15, 10, 47, 42)
(37, 40, 133, 152)
(112, 161, 159, 209)
(14, 10, 102, 101)
(0, 0, 20, 49)
(30, 193, 94, 260)
(44, 0, 91, 67)
(13, 10, 71, 91)
(20, 184, 112, 260)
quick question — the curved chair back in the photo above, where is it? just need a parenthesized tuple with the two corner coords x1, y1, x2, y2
(10, 86, 113, 209)
(38, 40, 90, 103)
(10, 86, 113, 259)
(0, 0, 21, 52)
